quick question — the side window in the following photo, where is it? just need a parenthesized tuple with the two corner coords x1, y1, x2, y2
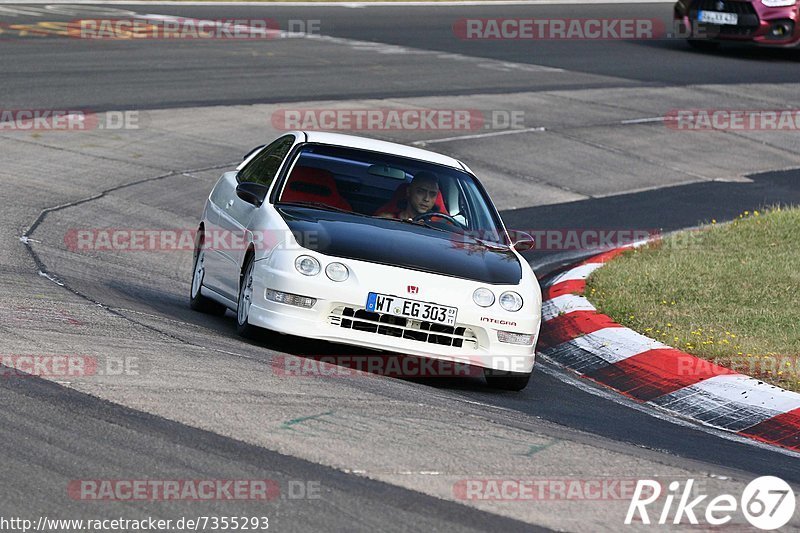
(239, 135, 295, 186)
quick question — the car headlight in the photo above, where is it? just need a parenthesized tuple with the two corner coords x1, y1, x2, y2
(325, 262, 349, 282)
(472, 288, 495, 307)
(762, 0, 796, 6)
(295, 255, 321, 276)
(499, 291, 523, 312)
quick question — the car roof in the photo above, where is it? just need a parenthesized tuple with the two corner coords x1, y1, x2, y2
(300, 131, 464, 170)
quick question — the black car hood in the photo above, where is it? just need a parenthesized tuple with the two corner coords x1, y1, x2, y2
(277, 206, 522, 285)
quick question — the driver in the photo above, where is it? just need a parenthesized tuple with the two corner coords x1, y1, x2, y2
(378, 171, 441, 221)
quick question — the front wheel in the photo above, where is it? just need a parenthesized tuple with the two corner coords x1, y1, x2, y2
(236, 255, 261, 339)
(190, 231, 227, 316)
(484, 369, 531, 391)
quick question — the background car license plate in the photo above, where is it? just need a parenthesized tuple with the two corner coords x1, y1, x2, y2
(366, 293, 457, 326)
(698, 10, 738, 25)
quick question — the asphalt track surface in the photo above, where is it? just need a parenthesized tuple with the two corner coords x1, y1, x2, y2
(1, 3, 800, 110)
(2, 2, 800, 531)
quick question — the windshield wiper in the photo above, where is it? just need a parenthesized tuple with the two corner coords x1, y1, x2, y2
(472, 238, 510, 251)
(383, 216, 453, 235)
(413, 218, 453, 235)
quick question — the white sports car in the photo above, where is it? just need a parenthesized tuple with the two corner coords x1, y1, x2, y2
(190, 131, 541, 390)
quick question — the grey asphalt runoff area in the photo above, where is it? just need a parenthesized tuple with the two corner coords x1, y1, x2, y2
(1, 2, 800, 531)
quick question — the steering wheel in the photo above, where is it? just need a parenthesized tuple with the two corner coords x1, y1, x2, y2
(412, 211, 466, 229)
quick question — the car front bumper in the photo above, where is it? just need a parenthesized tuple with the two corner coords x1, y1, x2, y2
(247, 254, 540, 374)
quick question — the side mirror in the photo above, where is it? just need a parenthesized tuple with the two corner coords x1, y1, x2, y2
(510, 230, 535, 252)
(235, 182, 268, 207)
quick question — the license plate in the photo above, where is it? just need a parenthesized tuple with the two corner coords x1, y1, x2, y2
(366, 292, 457, 326)
(698, 10, 738, 25)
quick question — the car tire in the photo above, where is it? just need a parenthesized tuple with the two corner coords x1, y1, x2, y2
(484, 369, 531, 391)
(190, 230, 227, 316)
(236, 255, 261, 339)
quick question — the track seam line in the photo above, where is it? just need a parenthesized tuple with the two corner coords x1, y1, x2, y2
(18, 160, 255, 359)
(0, 134, 174, 173)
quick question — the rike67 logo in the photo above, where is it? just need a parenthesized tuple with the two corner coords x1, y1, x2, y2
(626, 476, 796, 530)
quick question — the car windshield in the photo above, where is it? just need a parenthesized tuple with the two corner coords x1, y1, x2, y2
(276, 144, 508, 244)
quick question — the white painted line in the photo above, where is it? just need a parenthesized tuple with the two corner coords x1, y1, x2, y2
(119, 16, 566, 79)
(454, 397, 515, 412)
(139, 13, 281, 36)
(569, 326, 667, 364)
(413, 126, 546, 146)
(311, 35, 564, 75)
(620, 117, 665, 125)
(542, 293, 596, 322)
(38, 271, 65, 286)
(548, 262, 604, 285)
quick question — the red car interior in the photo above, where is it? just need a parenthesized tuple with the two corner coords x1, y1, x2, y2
(281, 166, 353, 211)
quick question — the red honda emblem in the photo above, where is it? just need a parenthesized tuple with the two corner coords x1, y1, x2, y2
(407, 285, 419, 294)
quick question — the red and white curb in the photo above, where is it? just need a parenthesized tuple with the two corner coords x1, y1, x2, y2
(537, 247, 800, 453)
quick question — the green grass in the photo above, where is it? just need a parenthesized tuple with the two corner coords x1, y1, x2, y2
(585, 207, 800, 392)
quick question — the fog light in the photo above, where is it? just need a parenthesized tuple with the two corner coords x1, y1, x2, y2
(771, 21, 793, 37)
(266, 288, 316, 308)
(497, 330, 534, 345)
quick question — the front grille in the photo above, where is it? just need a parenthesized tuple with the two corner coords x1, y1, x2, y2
(691, 0, 760, 36)
(328, 307, 479, 349)
(694, 0, 757, 15)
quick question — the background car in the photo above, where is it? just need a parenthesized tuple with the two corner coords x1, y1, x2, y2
(675, 0, 800, 47)
(190, 131, 541, 390)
